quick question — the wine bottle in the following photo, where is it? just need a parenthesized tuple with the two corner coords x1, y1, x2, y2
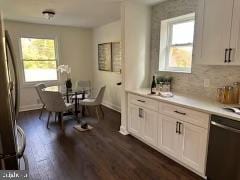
(151, 76, 156, 94)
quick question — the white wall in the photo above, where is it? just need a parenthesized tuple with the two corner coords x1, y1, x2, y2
(5, 20, 93, 111)
(120, 0, 151, 135)
(123, 0, 151, 91)
(93, 21, 122, 112)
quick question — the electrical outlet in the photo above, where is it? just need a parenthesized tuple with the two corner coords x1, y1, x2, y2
(204, 79, 210, 88)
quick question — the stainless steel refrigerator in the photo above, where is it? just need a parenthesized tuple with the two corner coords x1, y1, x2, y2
(0, 13, 27, 170)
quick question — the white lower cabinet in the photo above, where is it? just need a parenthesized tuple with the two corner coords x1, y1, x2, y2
(158, 115, 182, 160)
(128, 104, 141, 137)
(142, 108, 158, 146)
(157, 114, 208, 174)
(128, 103, 158, 146)
(181, 122, 208, 174)
(128, 93, 209, 177)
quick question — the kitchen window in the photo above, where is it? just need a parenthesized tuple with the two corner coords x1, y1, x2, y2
(20, 37, 58, 83)
(159, 13, 195, 73)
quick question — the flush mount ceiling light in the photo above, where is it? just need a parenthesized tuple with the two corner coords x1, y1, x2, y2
(42, 9, 55, 20)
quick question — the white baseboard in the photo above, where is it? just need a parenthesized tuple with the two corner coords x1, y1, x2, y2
(102, 101, 121, 113)
(20, 101, 121, 114)
(119, 125, 129, 135)
(19, 104, 43, 112)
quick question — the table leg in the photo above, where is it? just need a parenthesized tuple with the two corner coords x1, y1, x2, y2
(74, 92, 81, 124)
(82, 92, 85, 117)
(80, 92, 88, 129)
(66, 88, 69, 103)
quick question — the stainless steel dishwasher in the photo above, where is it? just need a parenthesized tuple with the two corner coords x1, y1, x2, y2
(206, 115, 240, 180)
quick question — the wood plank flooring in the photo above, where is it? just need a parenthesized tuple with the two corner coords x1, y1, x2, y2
(18, 106, 203, 180)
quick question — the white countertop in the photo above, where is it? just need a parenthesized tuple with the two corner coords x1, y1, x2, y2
(126, 89, 240, 122)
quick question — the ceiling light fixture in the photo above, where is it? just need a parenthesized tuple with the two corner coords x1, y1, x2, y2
(42, 9, 56, 20)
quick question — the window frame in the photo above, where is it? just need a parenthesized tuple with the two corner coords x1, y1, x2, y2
(159, 13, 195, 73)
(19, 35, 60, 86)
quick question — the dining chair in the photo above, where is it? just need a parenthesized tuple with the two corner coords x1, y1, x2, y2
(35, 83, 46, 120)
(73, 80, 92, 99)
(78, 86, 106, 121)
(41, 91, 74, 130)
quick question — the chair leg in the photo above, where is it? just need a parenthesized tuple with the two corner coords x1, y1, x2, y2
(85, 105, 89, 116)
(55, 112, 58, 122)
(58, 112, 64, 130)
(47, 112, 52, 129)
(99, 105, 104, 118)
(39, 104, 45, 120)
(96, 106, 100, 121)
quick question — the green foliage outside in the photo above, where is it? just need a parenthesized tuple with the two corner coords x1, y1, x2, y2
(21, 38, 56, 69)
(24, 61, 56, 69)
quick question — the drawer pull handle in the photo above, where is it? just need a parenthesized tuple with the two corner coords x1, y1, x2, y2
(174, 111, 186, 116)
(137, 100, 146, 103)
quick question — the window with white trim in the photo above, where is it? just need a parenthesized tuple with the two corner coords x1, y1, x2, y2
(159, 13, 195, 73)
(20, 37, 58, 83)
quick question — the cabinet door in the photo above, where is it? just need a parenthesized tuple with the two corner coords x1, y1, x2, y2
(142, 109, 158, 146)
(181, 122, 208, 174)
(128, 104, 141, 137)
(231, 0, 240, 64)
(195, 0, 235, 65)
(159, 115, 182, 159)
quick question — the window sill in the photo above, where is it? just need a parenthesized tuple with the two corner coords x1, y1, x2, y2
(22, 80, 60, 88)
(159, 69, 192, 74)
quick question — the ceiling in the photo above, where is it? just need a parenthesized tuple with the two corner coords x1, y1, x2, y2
(0, 0, 165, 28)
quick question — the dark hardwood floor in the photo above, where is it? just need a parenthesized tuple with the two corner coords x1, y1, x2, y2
(18, 106, 203, 180)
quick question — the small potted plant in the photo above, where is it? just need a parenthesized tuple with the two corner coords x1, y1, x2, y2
(57, 65, 72, 90)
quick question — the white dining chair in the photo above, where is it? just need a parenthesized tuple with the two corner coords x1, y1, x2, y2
(41, 91, 74, 130)
(78, 86, 106, 121)
(73, 80, 92, 99)
(35, 83, 46, 120)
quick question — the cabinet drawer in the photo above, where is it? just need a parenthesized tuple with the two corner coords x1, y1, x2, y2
(128, 94, 158, 111)
(159, 102, 209, 129)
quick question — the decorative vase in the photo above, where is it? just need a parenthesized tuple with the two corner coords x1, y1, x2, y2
(66, 79, 72, 90)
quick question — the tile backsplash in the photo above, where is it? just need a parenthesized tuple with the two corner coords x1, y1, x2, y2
(150, 0, 240, 99)
(158, 65, 240, 99)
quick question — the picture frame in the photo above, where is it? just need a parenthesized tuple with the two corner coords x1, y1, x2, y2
(98, 42, 121, 73)
(98, 43, 112, 71)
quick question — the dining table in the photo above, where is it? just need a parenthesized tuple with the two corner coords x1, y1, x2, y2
(42, 85, 86, 122)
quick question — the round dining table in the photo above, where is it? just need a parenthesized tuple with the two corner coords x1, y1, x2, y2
(42, 85, 86, 121)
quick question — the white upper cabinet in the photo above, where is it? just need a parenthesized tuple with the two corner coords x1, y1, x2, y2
(194, 0, 240, 65)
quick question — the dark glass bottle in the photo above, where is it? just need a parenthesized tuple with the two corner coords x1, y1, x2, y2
(151, 76, 156, 94)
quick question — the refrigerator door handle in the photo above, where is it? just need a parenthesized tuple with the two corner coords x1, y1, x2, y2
(22, 155, 29, 170)
(5, 30, 20, 119)
(16, 126, 26, 158)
